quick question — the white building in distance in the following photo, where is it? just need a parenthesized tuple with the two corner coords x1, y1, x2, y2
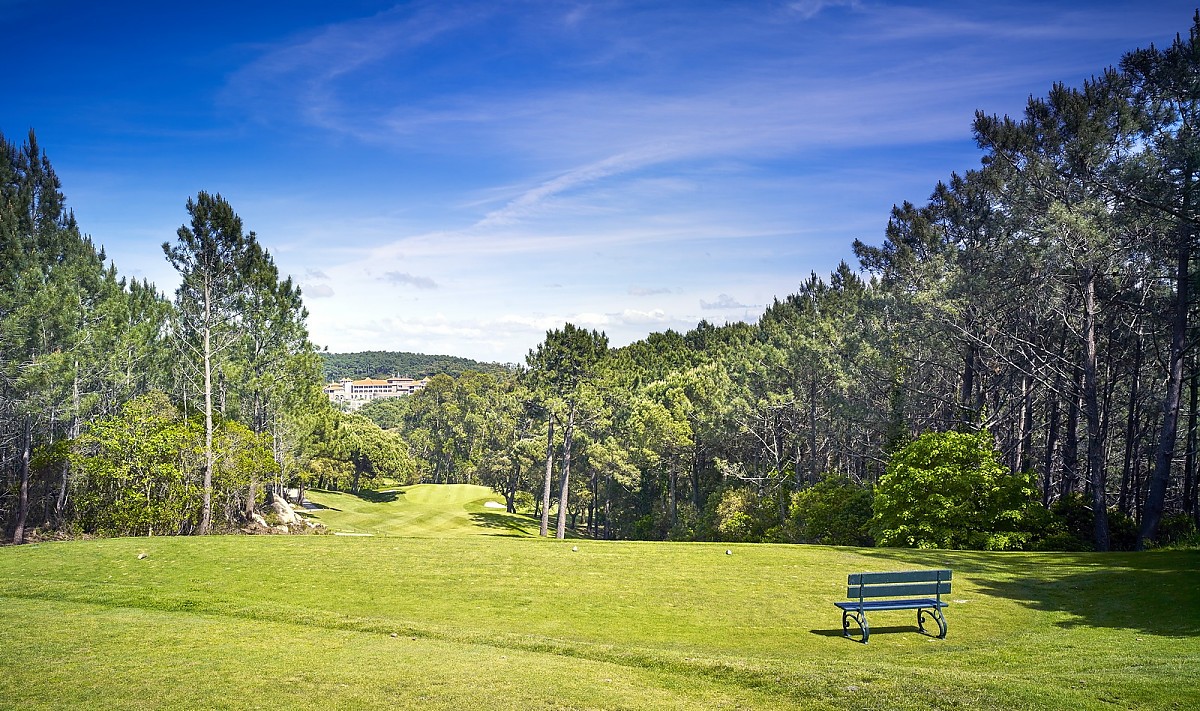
(324, 376, 429, 409)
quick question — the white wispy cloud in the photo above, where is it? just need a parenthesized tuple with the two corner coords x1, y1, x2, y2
(305, 283, 335, 298)
(787, 1, 862, 21)
(700, 294, 750, 310)
(382, 271, 439, 289)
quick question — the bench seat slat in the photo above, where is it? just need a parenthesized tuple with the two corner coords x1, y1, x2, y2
(835, 598, 948, 612)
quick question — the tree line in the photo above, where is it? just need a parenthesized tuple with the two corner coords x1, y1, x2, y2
(0, 131, 340, 541)
(5, 15, 1200, 551)
(320, 350, 512, 381)
(355, 17, 1200, 551)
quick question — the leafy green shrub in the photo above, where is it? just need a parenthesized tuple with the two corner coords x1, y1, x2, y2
(872, 429, 1040, 550)
(1032, 494, 1138, 551)
(666, 502, 700, 541)
(703, 486, 775, 542)
(513, 490, 535, 514)
(70, 392, 203, 536)
(788, 476, 873, 546)
(1156, 513, 1199, 548)
(630, 514, 659, 541)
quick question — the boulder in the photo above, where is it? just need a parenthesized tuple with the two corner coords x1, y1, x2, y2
(269, 498, 299, 526)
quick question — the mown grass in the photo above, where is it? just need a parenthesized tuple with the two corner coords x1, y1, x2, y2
(0, 488, 1196, 709)
(300, 483, 541, 537)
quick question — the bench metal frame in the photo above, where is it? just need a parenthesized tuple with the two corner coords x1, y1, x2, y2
(833, 569, 951, 643)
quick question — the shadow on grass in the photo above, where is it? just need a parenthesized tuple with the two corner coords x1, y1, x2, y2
(469, 511, 539, 537)
(809, 625, 926, 640)
(355, 488, 404, 504)
(299, 501, 340, 512)
(305, 487, 402, 507)
(854, 548, 1200, 638)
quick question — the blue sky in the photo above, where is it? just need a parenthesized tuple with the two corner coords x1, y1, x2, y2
(2, 1, 1195, 363)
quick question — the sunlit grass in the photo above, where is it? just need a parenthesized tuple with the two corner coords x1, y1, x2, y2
(301, 483, 540, 537)
(0, 492, 1196, 709)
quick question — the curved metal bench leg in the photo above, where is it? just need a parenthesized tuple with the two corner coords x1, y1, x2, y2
(843, 609, 870, 643)
(917, 607, 947, 639)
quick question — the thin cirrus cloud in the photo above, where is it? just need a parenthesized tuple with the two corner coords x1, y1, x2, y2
(304, 283, 335, 299)
(630, 286, 672, 297)
(382, 272, 439, 290)
(701, 294, 750, 311)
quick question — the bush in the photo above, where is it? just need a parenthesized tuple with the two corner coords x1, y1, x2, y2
(1156, 513, 1199, 549)
(1031, 494, 1138, 551)
(872, 429, 1040, 550)
(788, 476, 873, 546)
(666, 502, 700, 541)
(702, 487, 776, 543)
(513, 490, 535, 514)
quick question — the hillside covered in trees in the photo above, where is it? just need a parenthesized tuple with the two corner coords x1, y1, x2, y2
(4, 17, 1200, 552)
(353, 18, 1200, 552)
(320, 351, 513, 381)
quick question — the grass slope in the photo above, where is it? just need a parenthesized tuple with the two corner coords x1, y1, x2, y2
(0, 493, 1196, 709)
(301, 484, 539, 537)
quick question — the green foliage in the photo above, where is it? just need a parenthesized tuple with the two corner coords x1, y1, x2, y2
(357, 396, 410, 430)
(703, 486, 777, 543)
(70, 392, 202, 536)
(1032, 493, 1139, 552)
(68, 391, 281, 535)
(872, 429, 1041, 550)
(321, 350, 512, 380)
(306, 409, 416, 492)
(788, 476, 874, 546)
(1156, 513, 1200, 549)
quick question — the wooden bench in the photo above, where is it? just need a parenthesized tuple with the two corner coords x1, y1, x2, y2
(834, 569, 951, 643)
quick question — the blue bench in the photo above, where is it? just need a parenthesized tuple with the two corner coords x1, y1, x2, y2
(834, 569, 951, 643)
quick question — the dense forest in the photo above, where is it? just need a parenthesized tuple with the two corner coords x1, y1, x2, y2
(4, 19, 1200, 551)
(320, 351, 513, 381)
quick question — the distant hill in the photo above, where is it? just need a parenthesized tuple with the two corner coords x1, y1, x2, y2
(320, 350, 514, 381)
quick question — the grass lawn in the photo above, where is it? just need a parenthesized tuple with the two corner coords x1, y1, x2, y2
(299, 483, 540, 537)
(0, 486, 1196, 710)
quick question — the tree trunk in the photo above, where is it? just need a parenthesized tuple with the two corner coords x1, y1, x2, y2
(12, 419, 32, 545)
(1140, 216, 1192, 549)
(539, 414, 554, 537)
(668, 463, 678, 529)
(960, 342, 977, 427)
(1120, 326, 1145, 514)
(506, 466, 518, 514)
(1061, 366, 1082, 500)
(604, 472, 612, 540)
(808, 377, 819, 483)
(1187, 359, 1200, 524)
(1082, 273, 1109, 551)
(556, 403, 576, 540)
(199, 278, 215, 535)
(55, 366, 81, 523)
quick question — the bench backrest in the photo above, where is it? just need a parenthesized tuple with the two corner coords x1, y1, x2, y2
(846, 569, 952, 601)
